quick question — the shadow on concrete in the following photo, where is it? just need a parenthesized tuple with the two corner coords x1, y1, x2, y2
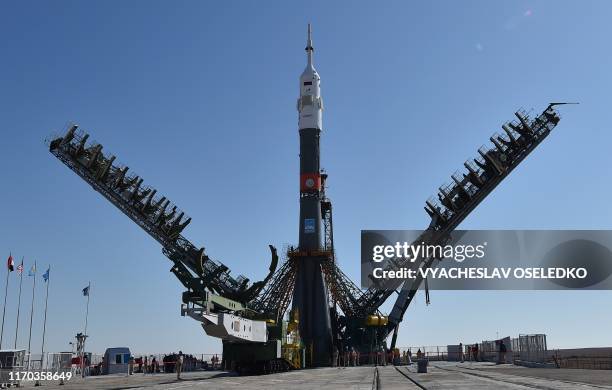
(103, 371, 236, 390)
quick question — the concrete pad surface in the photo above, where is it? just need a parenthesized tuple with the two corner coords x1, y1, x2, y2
(403, 361, 612, 390)
(10, 363, 612, 389)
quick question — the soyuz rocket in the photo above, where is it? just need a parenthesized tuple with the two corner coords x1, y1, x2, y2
(291, 24, 333, 366)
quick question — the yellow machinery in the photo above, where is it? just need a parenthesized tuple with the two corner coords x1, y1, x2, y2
(281, 309, 303, 369)
(365, 315, 389, 327)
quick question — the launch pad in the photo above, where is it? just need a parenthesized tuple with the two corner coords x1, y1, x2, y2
(14, 362, 612, 389)
(47, 24, 573, 372)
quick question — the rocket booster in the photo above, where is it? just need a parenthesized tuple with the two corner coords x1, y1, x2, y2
(293, 24, 333, 367)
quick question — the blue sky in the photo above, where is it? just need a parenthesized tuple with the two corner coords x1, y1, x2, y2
(1, 1, 611, 355)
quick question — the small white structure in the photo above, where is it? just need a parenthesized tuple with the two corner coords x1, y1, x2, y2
(0, 349, 26, 386)
(103, 347, 131, 375)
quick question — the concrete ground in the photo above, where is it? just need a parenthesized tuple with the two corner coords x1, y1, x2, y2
(401, 361, 612, 390)
(11, 362, 612, 389)
(13, 368, 376, 390)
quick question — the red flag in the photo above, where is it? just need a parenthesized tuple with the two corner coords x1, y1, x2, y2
(7, 255, 14, 272)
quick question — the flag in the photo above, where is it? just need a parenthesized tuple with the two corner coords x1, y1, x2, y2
(42, 267, 50, 282)
(7, 254, 14, 272)
(82, 285, 90, 296)
(28, 264, 36, 276)
(17, 261, 24, 274)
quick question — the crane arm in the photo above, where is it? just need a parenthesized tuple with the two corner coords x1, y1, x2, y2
(48, 127, 275, 303)
(356, 105, 565, 319)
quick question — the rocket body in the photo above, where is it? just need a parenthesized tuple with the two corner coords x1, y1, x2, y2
(292, 25, 333, 366)
(297, 24, 323, 250)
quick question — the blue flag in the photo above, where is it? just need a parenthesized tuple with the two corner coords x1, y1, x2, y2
(82, 285, 90, 296)
(42, 267, 50, 282)
(28, 264, 36, 276)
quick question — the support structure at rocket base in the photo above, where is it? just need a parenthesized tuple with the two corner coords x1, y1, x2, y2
(47, 23, 574, 371)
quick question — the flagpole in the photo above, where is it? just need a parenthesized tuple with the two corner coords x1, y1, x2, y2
(27, 260, 37, 369)
(41, 266, 50, 369)
(84, 282, 90, 338)
(0, 253, 11, 349)
(14, 257, 24, 349)
(81, 282, 90, 378)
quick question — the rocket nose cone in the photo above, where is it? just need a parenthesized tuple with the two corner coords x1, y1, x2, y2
(301, 65, 319, 80)
(301, 69, 316, 79)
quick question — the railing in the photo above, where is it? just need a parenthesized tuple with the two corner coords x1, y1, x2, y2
(553, 356, 612, 370)
(396, 346, 450, 361)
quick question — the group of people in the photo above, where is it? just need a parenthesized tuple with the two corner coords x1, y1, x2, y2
(135, 351, 201, 379)
(469, 343, 480, 361)
(401, 349, 413, 364)
(333, 346, 361, 367)
(209, 354, 220, 369)
(136, 355, 160, 374)
(375, 347, 402, 366)
(332, 346, 411, 367)
(163, 351, 201, 377)
(458, 340, 508, 364)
